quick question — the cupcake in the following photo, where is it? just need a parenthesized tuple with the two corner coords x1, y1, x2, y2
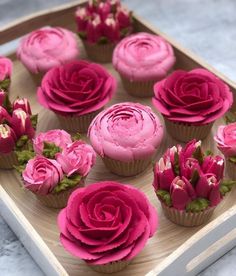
(18, 129, 96, 208)
(88, 102, 163, 176)
(58, 181, 158, 273)
(152, 69, 233, 142)
(153, 139, 234, 227)
(75, 0, 132, 63)
(37, 60, 116, 133)
(113, 32, 175, 97)
(17, 27, 79, 84)
(0, 91, 37, 169)
(0, 56, 13, 92)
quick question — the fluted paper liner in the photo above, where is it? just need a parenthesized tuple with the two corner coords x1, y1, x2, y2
(89, 260, 130, 273)
(164, 118, 214, 142)
(120, 75, 156, 97)
(161, 202, 215, 227)
(0, 151, 18, 169)
(57, 109, 102, 134)
(103, 156, 152, 177)
(226, 159, 236, 180)
(83, 41, 115, 63)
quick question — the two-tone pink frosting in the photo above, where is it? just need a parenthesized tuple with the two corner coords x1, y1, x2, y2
(112, 32, 175, 81)
(88, 102, 163, 162)
(0, 56, 13, 81)
(17, 27, 79, 74)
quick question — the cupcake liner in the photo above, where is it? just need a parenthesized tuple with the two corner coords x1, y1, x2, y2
(0, 151, 18, 169)
(57, 109, 102, 134)
(161, 202, 215, 227)
(102, 156, 152, 177)
(226, 159, 236, 180)
(89, 260, 130, 273)
(164, 118, 214, 142)
(120, 75, 156, 97)
(83, 40, 115, 63)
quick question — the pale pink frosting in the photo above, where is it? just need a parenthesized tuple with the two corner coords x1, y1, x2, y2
(17, 27, 79, 74)
(88, 102, 163, 162)
(112, 32, 175, 81)
(0, 56, 13, 81)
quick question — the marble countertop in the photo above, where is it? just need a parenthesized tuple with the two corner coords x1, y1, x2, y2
(1, 0, 236, 275)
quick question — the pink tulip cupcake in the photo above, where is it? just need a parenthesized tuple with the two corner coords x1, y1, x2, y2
(19, 129, 96, 208)
(0, 56, 13, 92)
(152, 139, 234, 226)
(88, 102, 163, 176)
(58, 181, 158, 273)
(17, 27, 79, 84)
(75, 0, 132, 63)
(37, 60, 116, 133)
(153, 69, 233, 142)
(113, 32, 175, 97)
(0, 91, 37, 169)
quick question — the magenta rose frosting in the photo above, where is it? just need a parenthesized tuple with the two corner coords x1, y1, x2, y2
(33, 129, 72, 155)
(57, 181, 158, 265)
(0, 56, 12, 81)
(17, 27, 79, 74)
(22, 156, 63, 195)
(214, 123, 236, 157)
(88, 102, 163, 162)
(56, 140, 96, 177)
(37, 60, 116, 116)
(112, 32, 175, 81)
(153, 69, 233, 124)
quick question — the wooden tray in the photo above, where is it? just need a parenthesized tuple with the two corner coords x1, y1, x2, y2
(1, 1, 236, 275)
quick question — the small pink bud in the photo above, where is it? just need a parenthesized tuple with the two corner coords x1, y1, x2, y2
(0, 124, 17, 153)
(12, 98, 32, 115)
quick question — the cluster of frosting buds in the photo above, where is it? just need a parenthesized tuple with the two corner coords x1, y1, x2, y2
(0, 56, 13, 91)
(153, 139, 235, 212)
(18, 129, 96, 195)
(0, 90, 37, 154)
(75, 0, 132, 44)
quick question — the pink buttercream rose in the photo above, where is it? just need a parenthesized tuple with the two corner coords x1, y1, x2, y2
(88, 102, 163, 162)
(37, 60, 116, 116)
(153, 69, 233, 124)
(0, 56, 12, 81)
(33, 129, 72, 155)
(214, 123, 236, 157)
(17, 27, 79, 74)
(113, 32, 175, 81)
(57, 181, 158, 265)
(22, 156, 63, 195)
(56, 140, 96, 177)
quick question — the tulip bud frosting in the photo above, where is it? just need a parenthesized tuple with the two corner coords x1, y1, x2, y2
(153, 139, 236, 212)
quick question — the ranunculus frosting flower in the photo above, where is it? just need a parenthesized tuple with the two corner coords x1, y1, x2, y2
(215, 123, 236, 157)
(0, 56, 12, 82)
(153, 69, 233, 124)
(58, 181, 158, 265)
(22, 156, 63, 195)
(112, 32, 175, 81)
(37, 60, 116, 116)
(88, 102, 163, 162)
(17, 27, 79, 74)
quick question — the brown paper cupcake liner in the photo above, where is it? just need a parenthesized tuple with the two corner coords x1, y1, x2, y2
(164, 118, 214, 142)
(89, 260, 130, 273)
(102, 156, 152, 177)
(120, 75, 156, 97)
(83, 40, 116, 63)
(0, 151, 18, 169)
(226, 159, 236, 180)
(57, 109, 102, 134)
(161, 202, 215, 227)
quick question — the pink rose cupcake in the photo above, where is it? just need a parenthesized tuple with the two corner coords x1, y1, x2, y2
(17, 27, 79, 84)
(19, 129, 96, 208)
(153, 140, 233, 226)
(58, 181, 158, 273)
(37, 60, 116, 133)
(153, 69, 233, 142)
(75, 0, 132, 63)
(0, 56, 13, 92)
(88, 102, 163, 176)
(113, 32, 175, 97)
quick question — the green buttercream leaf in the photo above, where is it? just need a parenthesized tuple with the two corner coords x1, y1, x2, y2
(53, 174, 81, 194)
(14, 164, 26, 174)
(229, 156, 236, 164)
(15, 149, 35, 166)
(42, 142, 61, 159)
(205, 149, 213, 156)
(72, 132, 81, 141)
(156, 189, 172, 207)
(98, 36, 109, 44)
(30, 114, 38, 129)
(2, 93, 12, 113)
(225, 111, 236, 124)
(190, 169, 200, 187)
(0, 78, 10, 91)
(186, 198, 209, 212)
(173, 151, 180, 176)
(193, 146, 204, 165)
(15, 135, 29, 149)
(78, 31, 87, 40)
(220, 179, 236, 196)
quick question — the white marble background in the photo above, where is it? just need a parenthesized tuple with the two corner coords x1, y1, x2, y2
(1, 0, 236, 275)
